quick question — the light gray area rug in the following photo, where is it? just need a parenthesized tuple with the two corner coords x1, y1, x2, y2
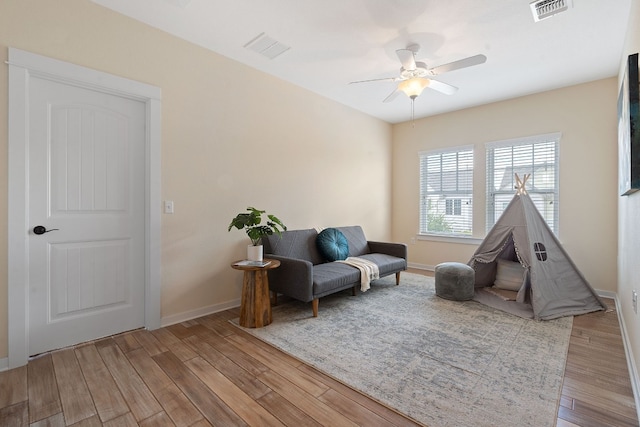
(236, 273, 573, 427)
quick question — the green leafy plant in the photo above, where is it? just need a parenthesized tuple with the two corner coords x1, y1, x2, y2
(228, 207, 287, 246)
(426, 200, 452, 233)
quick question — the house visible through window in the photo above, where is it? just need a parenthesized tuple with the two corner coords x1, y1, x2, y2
(445, 199, 462, 215)
(486, 133, 560, 234)
(419, 146, 473, 236)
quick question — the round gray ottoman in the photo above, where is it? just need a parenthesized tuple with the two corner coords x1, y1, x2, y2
(435, 262, 475, 301)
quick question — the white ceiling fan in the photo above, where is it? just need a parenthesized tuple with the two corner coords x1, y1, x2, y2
(350, 44, 487, 103)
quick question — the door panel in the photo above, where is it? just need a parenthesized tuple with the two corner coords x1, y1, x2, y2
(50, 105, 129, 213)
(49, 239, 130, 318)
(28, 76, 146, 356)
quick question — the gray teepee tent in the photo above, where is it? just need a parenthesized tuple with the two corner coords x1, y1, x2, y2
(469, 174, 606, 320)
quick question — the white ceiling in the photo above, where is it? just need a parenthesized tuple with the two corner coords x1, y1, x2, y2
(91, 0, 632, 124)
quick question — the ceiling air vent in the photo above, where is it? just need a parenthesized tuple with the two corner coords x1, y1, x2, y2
(530, 0, 572, 22)
(244, 33, 290, 60)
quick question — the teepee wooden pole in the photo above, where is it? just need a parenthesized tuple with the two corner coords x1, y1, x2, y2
(515, 173, 530, 195)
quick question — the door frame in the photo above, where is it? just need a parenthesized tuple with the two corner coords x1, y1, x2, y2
(7, 48, 162, 369)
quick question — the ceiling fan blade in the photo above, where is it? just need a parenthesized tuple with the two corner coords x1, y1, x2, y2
(427, 54, 487, 76)
(396, 49, 416, 71)
(349, 76, 399, 84)
(427, 79, 458, 95)
(383, 88, 402, 103)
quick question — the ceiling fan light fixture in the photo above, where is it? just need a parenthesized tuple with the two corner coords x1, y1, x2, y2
(398, 77, 430, 99)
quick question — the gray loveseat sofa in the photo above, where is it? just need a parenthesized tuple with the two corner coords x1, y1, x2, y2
(262, 226, 407, 317)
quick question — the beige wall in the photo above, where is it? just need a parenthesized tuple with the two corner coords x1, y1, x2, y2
(618, 0, 640, 404)
(391, 78, 619, 295)
(0, 0, 392, 359)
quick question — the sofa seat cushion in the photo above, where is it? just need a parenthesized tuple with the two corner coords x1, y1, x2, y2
(358, 253, 407, 276)
(312, 262, 360, 297)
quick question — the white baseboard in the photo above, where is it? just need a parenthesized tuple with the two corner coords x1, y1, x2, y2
(604, 291, 640, 424)
(160, 298, 241, 328)
(407, 262, 435, 272)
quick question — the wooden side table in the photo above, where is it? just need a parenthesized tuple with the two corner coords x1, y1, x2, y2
(231, 259, 280, 328)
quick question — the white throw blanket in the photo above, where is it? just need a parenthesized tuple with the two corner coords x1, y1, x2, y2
(338, 257, 380, 292)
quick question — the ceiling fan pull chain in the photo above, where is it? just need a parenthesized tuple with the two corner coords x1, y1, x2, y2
(411, 99, 415, 128)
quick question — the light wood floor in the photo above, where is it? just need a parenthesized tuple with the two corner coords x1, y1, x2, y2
(557, 300, 639, 427)
(0, 288, 637, 426)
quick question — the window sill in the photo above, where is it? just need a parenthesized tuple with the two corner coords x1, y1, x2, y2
(417, 234, 483, 245)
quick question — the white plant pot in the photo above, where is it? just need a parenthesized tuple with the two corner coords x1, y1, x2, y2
(247, 244, 263, 261)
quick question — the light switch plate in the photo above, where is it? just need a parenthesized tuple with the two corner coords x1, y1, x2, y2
(164, 200, 174, 214)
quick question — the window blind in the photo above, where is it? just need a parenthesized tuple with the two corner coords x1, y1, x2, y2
(419, 146, 473, 236)
(486, 133, 560, 234)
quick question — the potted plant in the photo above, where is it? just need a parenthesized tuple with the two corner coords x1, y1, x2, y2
(228, 207, 287, 261)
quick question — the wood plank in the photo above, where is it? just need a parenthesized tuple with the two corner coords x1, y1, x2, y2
(51, 348, 97, 425)
(132, 330, 168, 356)
(112, 331, 142, 354)
(165, 323, 212, 340)
(68, 414, 104, 427)
(227, 327, 303, 368)
(185, 356, 285, 426)
(28, 354, 62, 423)
(75, 344, 130, 423)
(318, 388, 401, 426)
(31, 412, 65, 427)
(126, 348, 204, 427)
(195, 314, 236, 337)
(256, 391, 324, 427)
(297, 363, 420, 427)
(257, 370, 358, 427)
(567, 341, 628, 363)
(198, 333, 270, 377)
(150, 328, 198, 362)
(0, 365, 27, 408)
(558, 397, 639, 427)
(97, 340, 163, 422)
(569, 336, 627, 356)
(102, 412, 138, 427)
(139, 411, 175, 427)
(184, 336, 271, 400)
(189, 419, 214, 427)
(559, 395, 574, 410)
(564, 353, 630, 377)
(152, 351, 248, 426)
(561, 382, 638, 419)
(225, 333, 328, 397)
(564, 365, 634, 395)
(0, 401, 29, 427)
(556, 418, 580, 427)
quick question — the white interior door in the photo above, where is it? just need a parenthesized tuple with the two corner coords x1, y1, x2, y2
(9, 47, 161, 369)
(27, 77, 147, 356)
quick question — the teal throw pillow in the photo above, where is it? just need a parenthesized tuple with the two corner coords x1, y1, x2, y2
(316, 228, 349, 261)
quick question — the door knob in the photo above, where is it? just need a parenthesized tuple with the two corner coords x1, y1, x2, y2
(33, 226, 59, 235)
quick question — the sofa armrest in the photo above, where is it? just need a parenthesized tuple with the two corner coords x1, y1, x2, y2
(265, 255, 315, 302)
(367, 241, 408, 260)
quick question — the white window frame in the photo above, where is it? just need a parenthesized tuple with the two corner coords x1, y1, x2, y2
(419, 145, 474, 237)
(485, 133, 560, 235)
